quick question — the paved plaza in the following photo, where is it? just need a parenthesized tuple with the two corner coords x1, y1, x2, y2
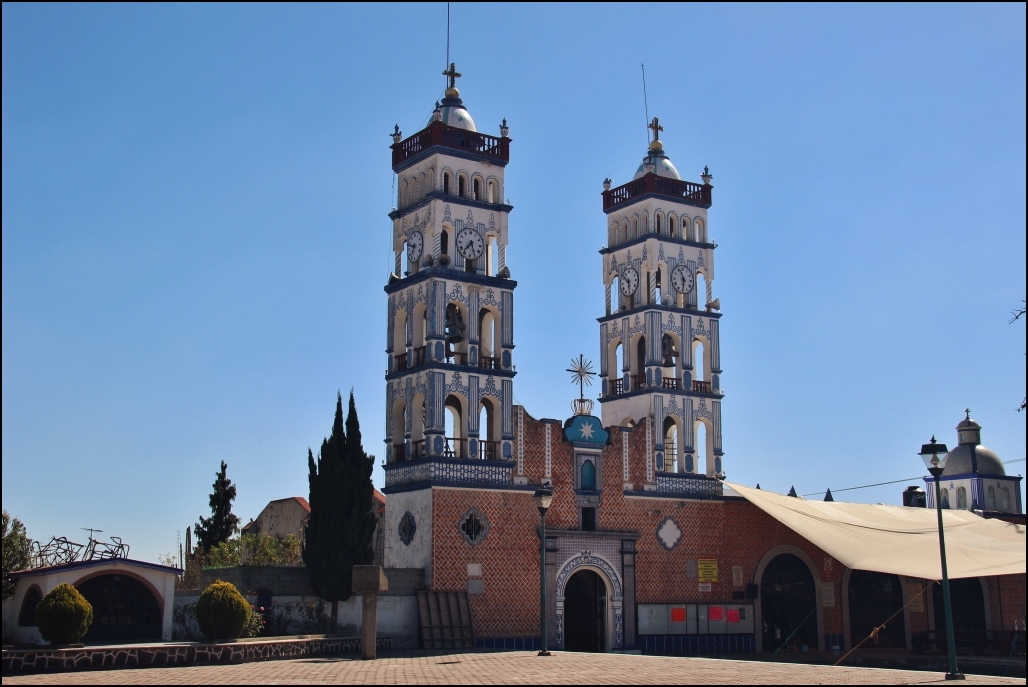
(2, 650, 1024, 685)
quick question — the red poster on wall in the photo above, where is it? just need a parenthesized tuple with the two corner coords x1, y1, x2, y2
(726, 609, 740, 623)
(708, 606, 724, 621)
(670, 607, 686, 623)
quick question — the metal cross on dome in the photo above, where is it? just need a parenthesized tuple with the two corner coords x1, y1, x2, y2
(443, 62, 462, 89)
(648, 116, 663, 143)
(566, 354, 595, 401)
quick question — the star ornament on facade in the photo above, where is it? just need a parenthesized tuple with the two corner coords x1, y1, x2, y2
(579, 421, 595, 439)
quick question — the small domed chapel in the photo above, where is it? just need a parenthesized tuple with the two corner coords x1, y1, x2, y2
(379, 66, 1025, 655)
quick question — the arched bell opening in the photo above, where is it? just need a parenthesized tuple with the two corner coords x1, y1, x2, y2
(410, 394, 427, 459)
(478, 398, 499, 460)
(662, 416, 679, 473)
(633, 335, 646, 391)
(390, 398, 408, 462)
(444, 394, 465, 458)
(661, 333, 680, 389)
(444, 302, 468, 364)
(478, 308, 500, 369)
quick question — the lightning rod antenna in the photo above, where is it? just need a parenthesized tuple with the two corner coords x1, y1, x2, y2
(641, 63, 650, 147)
(446, 3, 451, 84)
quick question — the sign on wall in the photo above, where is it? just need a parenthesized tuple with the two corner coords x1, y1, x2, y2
(697, 559, 718, 582)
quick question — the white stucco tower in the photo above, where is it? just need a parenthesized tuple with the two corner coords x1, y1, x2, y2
(383, 65, 517, 468)
(598, 118, 724, 480)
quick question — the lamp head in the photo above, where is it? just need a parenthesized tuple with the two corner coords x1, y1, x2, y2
(533, 488, 554, 512)
(918, 435, 950, 470)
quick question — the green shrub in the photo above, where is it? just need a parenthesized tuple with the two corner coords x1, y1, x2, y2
(244, 604, 265, 638)
(195, 580, 249, 641)
(36, 583, 93, 645)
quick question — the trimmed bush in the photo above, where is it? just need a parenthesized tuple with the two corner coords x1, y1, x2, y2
(195, 580, 249, 641)
(36, 583, 93, 645)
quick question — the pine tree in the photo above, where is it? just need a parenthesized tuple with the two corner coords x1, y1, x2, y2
(195, 461, 240, 554)
(304, 391, 377, 632)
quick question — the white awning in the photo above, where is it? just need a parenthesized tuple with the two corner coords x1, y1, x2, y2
(726, 482, 1026, 580)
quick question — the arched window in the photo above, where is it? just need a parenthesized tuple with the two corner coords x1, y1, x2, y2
(612, 341, 624, 394)
(458, 175, 467, 198)
(668, 216, 677, 238)
(412, 177, 419, 202)
(694, 341, 705, 382)
(1001, 488, 1011, 510)
(19, 586, 42, 626)
(695, 421, 708, 475)
(987, 486, 996, 509)
(636, 336, 646, 381)
(581, 459, 597, 490)
(956, 486, 967, 509)
(696, 272, 707, 310)
(479, 399, 497, 459)
(696, 219, 706, 243)
(473, 178, 481, 200)
(400, 181, 408, 208)
(443, 172, 451, 194)
(940, 488, 950, 508)
(441, 229, 449, 257)
(488, 180, 496, 203)
(655, 213, 664, 236)
(630, 218, 637, 239)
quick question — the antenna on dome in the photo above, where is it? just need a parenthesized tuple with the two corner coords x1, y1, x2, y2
(641, 63, 650, 148)
(446, 2, 451, 85)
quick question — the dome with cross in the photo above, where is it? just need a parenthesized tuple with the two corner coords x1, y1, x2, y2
(432, 63, 477, 132)
(941, 410, 1005, 477)
(633, 117, 681, 180)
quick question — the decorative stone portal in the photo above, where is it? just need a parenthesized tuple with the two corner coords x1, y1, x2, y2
(554, 553, 623, 651)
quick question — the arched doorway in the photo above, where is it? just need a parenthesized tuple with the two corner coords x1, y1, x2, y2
(848, 571, 906, 648)
(78, 573, 162, 643)
(761, 554, 818, 653)
(564, 569, 606, 652)
(933, 578, 986, 651)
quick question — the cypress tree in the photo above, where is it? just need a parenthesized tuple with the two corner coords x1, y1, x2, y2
(195, 461, 240, 554)
(304, 391, 377, 632)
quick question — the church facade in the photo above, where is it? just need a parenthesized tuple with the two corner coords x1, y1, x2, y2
(380, 68, 1024, 656)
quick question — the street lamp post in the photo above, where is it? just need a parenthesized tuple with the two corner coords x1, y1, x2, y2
(534, 487, 554, 656)
(919, 436, 965, 681)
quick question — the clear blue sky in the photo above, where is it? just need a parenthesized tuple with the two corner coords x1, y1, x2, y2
(3, 3, 1024, 564)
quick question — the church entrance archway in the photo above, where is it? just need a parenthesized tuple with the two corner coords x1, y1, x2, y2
(563, 569, 606, 652)
(760, 553, 818, 653)
(847, 570, 906, 649)
(77, 573, 162, 643)
(932, 578, 986, 651)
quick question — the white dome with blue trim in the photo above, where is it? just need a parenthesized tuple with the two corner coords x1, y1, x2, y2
(435, 88, 477, 132)
(633, 140, 681, 180)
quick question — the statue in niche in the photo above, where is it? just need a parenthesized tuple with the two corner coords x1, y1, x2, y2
(445, 303, 466, 354)
(661, 334, 678, 367)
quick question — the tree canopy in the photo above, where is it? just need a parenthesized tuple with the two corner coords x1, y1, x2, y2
(194, 461, 241, 554)
(2, 510, 33, 598)
(303, 391, 377, 630)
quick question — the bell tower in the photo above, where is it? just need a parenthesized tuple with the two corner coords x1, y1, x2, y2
(383, 65, 517, 467)
(598, 119, 725, 483)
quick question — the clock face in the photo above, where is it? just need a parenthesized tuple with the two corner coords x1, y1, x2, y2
(407, 231, 424, 263)
(456, 227, 485, 260)
(620, 266, 639, 297)
(671, 264, 695, 294)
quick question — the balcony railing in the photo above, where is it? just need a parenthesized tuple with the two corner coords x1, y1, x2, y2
(602, 173, 711, 212)
(631, 374, 646, 391)
(400, 437, 501, 461)
(692, 380, 712, 393)
(662, 378, 679, 390)
(392, 121, 510, 169)
(611, 378, 624, 395)
(394, 353, 409, 372)
(412, 346, 427, 367)
(445, 351, 468, 366)
(478, 355, 500, 370)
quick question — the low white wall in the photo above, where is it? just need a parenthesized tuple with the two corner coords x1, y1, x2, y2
(172, 592, 420, 648)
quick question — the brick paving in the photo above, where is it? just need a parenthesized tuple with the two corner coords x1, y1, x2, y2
(3, 650, 1024, 685)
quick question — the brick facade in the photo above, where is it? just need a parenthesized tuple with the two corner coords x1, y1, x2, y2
(385, 407, 1025, 653)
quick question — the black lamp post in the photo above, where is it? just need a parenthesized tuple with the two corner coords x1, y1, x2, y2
(919, 436, 964, 681)
(534, 487, 554, 656)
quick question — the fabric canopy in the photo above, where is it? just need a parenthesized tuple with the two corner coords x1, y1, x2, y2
(726, 482, 1026, 580)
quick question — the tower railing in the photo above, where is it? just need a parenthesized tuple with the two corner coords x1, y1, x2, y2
(692, 380, 712, 393)
(602, 173, 711, 211)
(631, 373, 646, 391)
(392, 121, 510, 169)
(397, 438, 502, 462)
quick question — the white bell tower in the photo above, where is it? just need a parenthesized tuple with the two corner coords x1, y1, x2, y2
(598, 118, 725, 482)
(383, 65, 518, 467)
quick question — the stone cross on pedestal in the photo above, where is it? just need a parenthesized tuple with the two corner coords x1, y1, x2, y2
(352, 565, 389, 660)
